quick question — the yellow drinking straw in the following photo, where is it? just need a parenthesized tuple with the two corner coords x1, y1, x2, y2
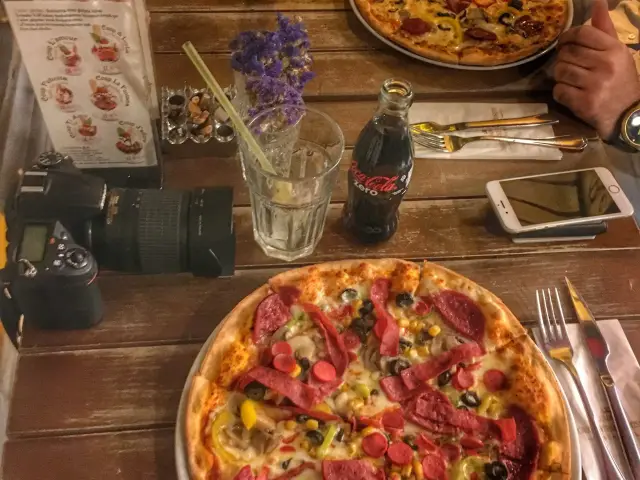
(181, 41, 275, 175)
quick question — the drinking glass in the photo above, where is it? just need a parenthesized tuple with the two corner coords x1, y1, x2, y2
(238, 105, 345, 261)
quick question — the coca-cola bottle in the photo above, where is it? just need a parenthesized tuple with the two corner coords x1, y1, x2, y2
(342, 78, 414, 243)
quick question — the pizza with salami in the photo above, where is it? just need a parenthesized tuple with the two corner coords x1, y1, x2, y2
(352, 0, 570, 66)
(186, 259, 571, 480)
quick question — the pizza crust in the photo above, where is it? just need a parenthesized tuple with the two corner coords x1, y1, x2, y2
(495, 336, 572, 474)
(185, 284, 271, 480)
(269, 258, 421, 303)
(418, 261, 528, 351)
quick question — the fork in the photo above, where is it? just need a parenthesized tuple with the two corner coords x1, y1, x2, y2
(536, 288, 625, 480)
(413, 131, 588, 153)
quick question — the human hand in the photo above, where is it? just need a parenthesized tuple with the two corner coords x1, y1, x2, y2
(553, 0, 640, 141)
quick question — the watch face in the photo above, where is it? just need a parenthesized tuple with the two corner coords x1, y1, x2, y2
(623, 108, 640, 148)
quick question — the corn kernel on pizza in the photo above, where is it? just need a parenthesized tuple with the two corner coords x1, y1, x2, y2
(353, 0, 569, 66)
(186, 260, 571, 480)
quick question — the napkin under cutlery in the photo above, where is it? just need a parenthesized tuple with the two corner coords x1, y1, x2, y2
(409, 103, 563, 160)
(533, 320, 640, 479)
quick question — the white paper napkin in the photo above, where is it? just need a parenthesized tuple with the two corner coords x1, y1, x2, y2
(533, 320, 640, 479)
(409, 102, 563, 160)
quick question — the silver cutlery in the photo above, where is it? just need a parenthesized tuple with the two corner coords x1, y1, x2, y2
(566, 277, 640, 479)
(536, 287, 626, 480)
(412, 131, 588, 153)
(410, 113, 558, 134)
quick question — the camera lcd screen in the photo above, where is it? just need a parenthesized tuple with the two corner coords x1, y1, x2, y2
(19, 224, 48, 262)
(499, 170, 620, 226)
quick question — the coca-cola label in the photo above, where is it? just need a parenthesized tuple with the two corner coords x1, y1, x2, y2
(349, 160, 412, 197)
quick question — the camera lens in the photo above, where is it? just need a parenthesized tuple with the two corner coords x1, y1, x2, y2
(87, 187, 229, 276)
(90, 188, 189, 273)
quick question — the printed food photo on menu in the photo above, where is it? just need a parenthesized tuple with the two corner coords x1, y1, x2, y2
(77, 116, 97, 140)
(54, 83, 75, 112)
(116, 125, 143, 155)
(90, 25, 121, 74)
(53, 41, 82, 75)
(89, 78, 120, 120)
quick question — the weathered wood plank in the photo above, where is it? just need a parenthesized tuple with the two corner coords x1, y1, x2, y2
(151, 11, 372, 53)
(165, 145, 604, 206)
(2, 429, 176, 480)
(7, 344, 201, 436)
(154, 51, 554, 96)
(232, 199, 640, 267)
(147, 0, 345, 13)
(20, 250, 640, 351)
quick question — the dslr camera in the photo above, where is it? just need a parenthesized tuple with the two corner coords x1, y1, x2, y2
(1, 152, 234, 346)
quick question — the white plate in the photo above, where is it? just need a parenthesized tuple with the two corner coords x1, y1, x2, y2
(349, 0, 574, 71)
(175, 328, 582, 480)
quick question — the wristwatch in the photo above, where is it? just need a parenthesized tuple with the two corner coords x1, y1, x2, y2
(616, 100, 640, 151)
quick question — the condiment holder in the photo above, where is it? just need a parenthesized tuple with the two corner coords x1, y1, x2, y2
(161, 84, 236, 144)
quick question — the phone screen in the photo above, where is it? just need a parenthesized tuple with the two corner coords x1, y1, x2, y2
(499, 170, 620, 226)
(19, 224, 48, 262)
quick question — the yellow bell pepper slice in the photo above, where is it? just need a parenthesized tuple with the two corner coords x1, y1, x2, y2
(435, 17, 462, 43)
(240, 399, 257, 430)
(211, 410, 239, 464)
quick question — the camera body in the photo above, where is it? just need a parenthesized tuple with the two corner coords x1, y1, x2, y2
(3, 220, 103, 331)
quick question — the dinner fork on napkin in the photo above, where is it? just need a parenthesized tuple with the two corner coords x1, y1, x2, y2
(533, 320, 640, 479)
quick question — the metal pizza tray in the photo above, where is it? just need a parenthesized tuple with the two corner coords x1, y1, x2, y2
(175, 326, 582, 480)
(349, 0, 574, 71)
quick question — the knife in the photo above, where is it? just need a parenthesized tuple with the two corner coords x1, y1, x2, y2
(565, 277, 640, 479)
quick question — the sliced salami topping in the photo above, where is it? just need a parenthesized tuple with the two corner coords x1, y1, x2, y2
(303, 303, 349, 375)
(387, 442, 414, 465)
(414, 297, 432, 315)
(273, 354, 297, 373)
(499, 406, 540, 465)
(431, 290, 486, 346)
(322, 460, 385, 480)
(400, 342, 483, 389)
(342, 330, 362, 350)
(460, 435, 484, 450)
(233, 465, 255, 480)
(421, 454, 447, 480)
(380, 375, 418, 402)
(279, 405, 341, 422)
(440, 443, 461, 463)
(273, 461, 315, 480)
(501, 458, 534, 480)
(312, 361, 337, 383)
(464, 27, 498, 41)
(452, 368, 475, 391)
(446, 0, 471, 13)
(271, 341, 293, 357)
(362, 432, 389, 458)
(405, 412, 459, 435)
(328, 304, 354, 321)
(415, 433, 438, 453)
(401, 17, 433, 35)
(253, 294, 291, 343)
(382, 410, 405, 432)
(278, 286, 301, 307)
(370, 278, 400, 357)
(495, 417, 517, 443)
(484, 369, 508, 392)
(238, 366, 317, 409)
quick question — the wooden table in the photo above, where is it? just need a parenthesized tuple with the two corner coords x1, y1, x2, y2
(3, 1, 640, 478)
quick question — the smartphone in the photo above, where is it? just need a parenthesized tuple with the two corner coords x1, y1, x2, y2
(486, 167, 634, 234)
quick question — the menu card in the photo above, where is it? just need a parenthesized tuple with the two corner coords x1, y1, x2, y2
(4, 0, 158, 169)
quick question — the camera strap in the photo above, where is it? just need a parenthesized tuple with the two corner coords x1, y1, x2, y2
(0, 269, 22, 350)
